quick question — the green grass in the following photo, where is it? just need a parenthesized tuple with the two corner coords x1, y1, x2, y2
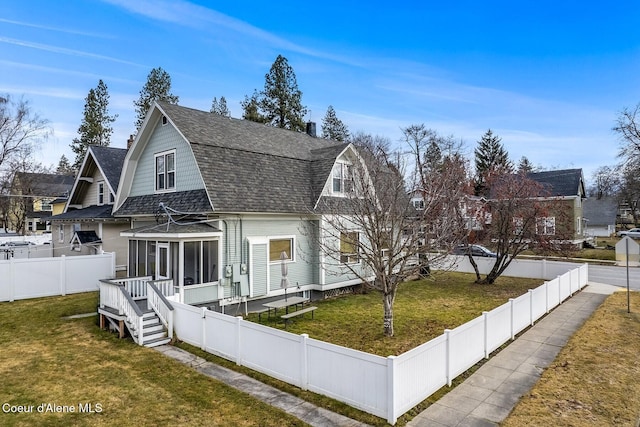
(245, 272, 542, 356)
(0, 293, 305, 427)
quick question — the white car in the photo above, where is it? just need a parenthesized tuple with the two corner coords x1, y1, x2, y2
(617, 228, 640, 238)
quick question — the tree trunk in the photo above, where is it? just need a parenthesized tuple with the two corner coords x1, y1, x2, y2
(383, 291, 394, 337)
(467, 253, 481, 282)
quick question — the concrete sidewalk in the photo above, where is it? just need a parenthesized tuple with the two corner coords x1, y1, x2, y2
(406, 282, 619, 427)
(153, 344, 369, 427)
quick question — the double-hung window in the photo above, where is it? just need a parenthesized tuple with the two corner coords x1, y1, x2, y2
(536, 217, 556, 235)
(155, 150, 176, 192)
(332, 162, 352, 194)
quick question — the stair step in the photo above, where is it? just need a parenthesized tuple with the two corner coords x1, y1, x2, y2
(143, 336, 171, 348)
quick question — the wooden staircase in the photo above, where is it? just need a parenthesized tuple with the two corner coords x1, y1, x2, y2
(132, 310, 172, 348)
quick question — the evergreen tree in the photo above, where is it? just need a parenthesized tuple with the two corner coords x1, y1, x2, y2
(516, 156, 535, 174)
(242, 55, 307, 131)
(321, 105, 350, 141)
(210, 96, 230, 117)
(474, 129, 512, 195)
(133, 67, 179, 130)
(56, 154, 75, 174)
(70, 80, 117, 169)
(240, 90, 267, 123)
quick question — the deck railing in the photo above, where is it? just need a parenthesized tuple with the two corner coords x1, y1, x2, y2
(110, 276, 153, 300)
(147, 282, 174, 340)
(149, 278, 175, 298)
(99, 279, 145, 345)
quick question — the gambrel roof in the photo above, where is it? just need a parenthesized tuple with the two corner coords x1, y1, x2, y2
(115, 102, 354, 215)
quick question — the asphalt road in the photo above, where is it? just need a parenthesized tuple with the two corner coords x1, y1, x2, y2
(588, 263, 640, 291)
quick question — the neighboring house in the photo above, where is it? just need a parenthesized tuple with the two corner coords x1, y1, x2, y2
(51, 146, 130, 274)
(8, 172, 75, 234)
(112, 102, 367, 307)
(583, 196, 617, 237)
(528, 169, 587, 242)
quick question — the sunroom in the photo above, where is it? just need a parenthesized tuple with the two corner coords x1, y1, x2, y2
(121, 222, 223, 304)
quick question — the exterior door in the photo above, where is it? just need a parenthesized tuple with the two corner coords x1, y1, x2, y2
(156, 242, 170, 279)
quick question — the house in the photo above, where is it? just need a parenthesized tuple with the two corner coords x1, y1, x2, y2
(8, 172, 75, 234)
(110, 102, 367, 308)
(583, 196, 617, 238)
(50, 146, 130, 274)
(527, 169, 586, 242)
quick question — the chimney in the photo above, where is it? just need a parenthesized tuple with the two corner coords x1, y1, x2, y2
(127, 134, 135, 149)
(306, 121, 316, 138)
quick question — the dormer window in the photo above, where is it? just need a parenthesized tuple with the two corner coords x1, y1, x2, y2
(155, 150, 176, 192)
(162, 115, 168, 125)
(332, 162, 352, 194)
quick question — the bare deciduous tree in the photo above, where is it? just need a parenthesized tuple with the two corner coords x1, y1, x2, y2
(0, 95, 49, 171)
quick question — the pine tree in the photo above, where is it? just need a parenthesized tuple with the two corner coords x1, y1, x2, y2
(56, 154, 75, 174)
(133, 67, 179, 130)
(242, 55, 307, 131)
(516, 156, 535, 174)
(240, 90, 267, 123)
(474, 129, 512, 196)
(70, 80, 117, 169)
(321, 105, 350, 142)
(210, 96, 230, 117)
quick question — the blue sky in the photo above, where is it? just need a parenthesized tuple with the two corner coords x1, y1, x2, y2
(1, 1, 639, 181)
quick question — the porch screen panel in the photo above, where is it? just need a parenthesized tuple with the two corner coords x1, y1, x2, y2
(252, 243, 267, 297)
(137, 240, 146, 276)
(202, 240, 218, 283)
(184, 241, 201, 284)
(147, 241, 156, 279)
(129, 240, 137, 276)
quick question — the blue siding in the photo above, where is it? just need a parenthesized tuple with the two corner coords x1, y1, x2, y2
(251, 244, 267, 296)
(130, 119, 205, 196)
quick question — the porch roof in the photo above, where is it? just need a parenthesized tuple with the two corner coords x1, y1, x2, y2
(121, 221, 222, 239)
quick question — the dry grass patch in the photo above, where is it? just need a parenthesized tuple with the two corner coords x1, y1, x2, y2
(503, 291, 640, 427)
(0, 293, 305, 427)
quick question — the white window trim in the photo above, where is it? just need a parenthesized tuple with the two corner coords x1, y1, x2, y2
(97, 181, 105, 206)
(331, 161, 353, 196)
(154, 149, 176, 193)
(268, 235, 296, 264)
(340, 230, 361, 265)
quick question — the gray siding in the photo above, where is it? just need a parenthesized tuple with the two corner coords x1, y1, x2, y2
(130, 120, 205, 197)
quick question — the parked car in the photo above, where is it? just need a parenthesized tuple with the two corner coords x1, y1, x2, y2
(452, 244, 497, 257)
(616, 228, 640, 238)
(0, 241, 35, 247)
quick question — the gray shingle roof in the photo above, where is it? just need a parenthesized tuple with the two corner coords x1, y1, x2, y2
(51, 204, 121, 221)
(90, 146, 127, 192)
(14, 172, 75, 197)
(527, 169, 584, 197)
(156, 102, 346, 214)
(115, 189, 212, 216)
(583, 196, 617, 225)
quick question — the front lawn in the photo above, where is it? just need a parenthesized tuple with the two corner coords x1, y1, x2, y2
(246, 272, 543, 356)
(0, 293, 304, 426)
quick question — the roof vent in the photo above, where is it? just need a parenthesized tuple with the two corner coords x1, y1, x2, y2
(306, 121, 316, 138)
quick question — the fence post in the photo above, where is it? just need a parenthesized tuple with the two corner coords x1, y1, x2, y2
(60, 255, 66, 296)
(300, 334, 309, 390)
(9, 257, 15, 302)
(236, 316, 243, 366)
(545, 281, 549, 313)
(483, 312, 489, 359)
(386, 355, 397, 425)
(201, 307, 208, 351)
(557, 275, 562, 304)
(509, 299, 515, 340)
(528, 290, 534, 326)
(444, 329, 452, 386)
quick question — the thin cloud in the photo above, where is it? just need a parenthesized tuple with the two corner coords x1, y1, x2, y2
(0, 60, 139, 85)
(0, 18, 115, 39)
(99, 0, 363, 67)
(0, 36, 145, 68)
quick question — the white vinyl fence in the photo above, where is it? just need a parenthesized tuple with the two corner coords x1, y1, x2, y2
(0, 253, 115, 302)
(170, 260, 588, 424)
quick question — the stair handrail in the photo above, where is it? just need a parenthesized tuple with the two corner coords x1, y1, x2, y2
(99, 279, 145, 345)
(146, 281, 174, 340)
